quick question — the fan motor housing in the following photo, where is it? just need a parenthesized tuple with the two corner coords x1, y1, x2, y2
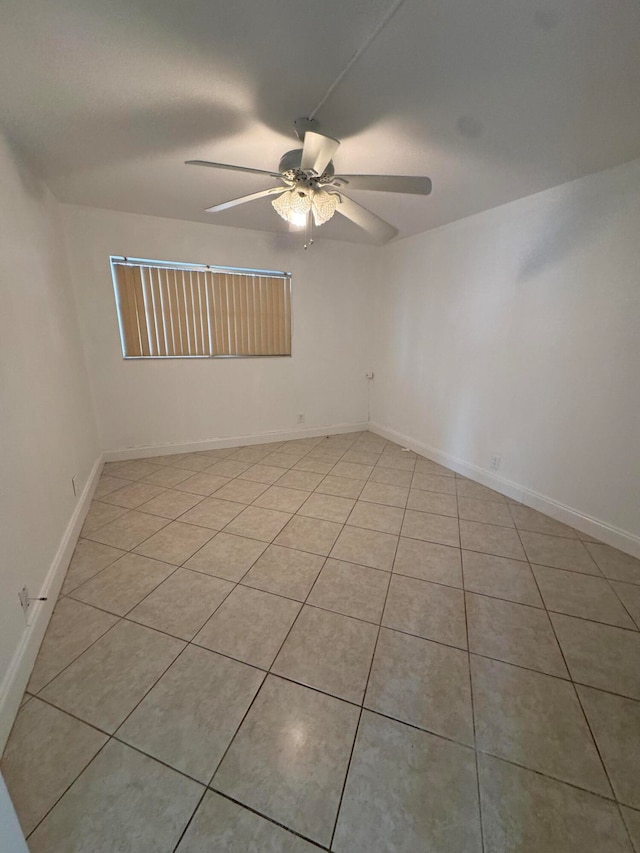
(278, 148, 335, 181)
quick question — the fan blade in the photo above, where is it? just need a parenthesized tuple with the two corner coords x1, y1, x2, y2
(186, 160, 282, 179)
(327, 175, 432, 195)
(300, 131, 340, 176)
(206, 186, 286, 213)
(335, 194, 398, 243)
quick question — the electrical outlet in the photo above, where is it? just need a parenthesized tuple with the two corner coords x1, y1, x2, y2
(297, 413, 305, 424)
(490, 454, 501, 471)
(72, 475, 77, 496)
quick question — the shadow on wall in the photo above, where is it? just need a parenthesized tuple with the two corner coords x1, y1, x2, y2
(517, 182, 621, 282)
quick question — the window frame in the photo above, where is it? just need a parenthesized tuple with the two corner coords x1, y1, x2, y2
(109, 255, 293, 360)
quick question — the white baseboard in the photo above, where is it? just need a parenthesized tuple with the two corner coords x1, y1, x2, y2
(0, 454, 104, 752)
(369, 421, 640, 560)
(102, 421, 370, 462)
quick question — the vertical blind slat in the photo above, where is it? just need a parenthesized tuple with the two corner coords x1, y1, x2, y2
(113, 262, 291, 357)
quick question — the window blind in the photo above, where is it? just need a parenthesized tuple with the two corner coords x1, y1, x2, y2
(111, 259, 292, 358)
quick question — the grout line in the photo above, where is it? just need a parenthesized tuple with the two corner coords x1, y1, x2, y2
(459, 486, 486, 851)
(15, 432, 640, 849)
(328, 459, 404, 849)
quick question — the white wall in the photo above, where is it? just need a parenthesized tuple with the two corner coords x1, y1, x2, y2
(61, 205, 376, 453)
(0, 132, 100, 747)
(372, 159, 640, 550)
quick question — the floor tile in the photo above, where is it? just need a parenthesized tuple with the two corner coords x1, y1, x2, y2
(99, 481, 166, 509)
(333, 711, 481, 853)
(414, 458, 455, 477)
(136, 489, 204, 519)
(185, 532, 267, 581)
(348, 501, 404, 534)
(410, 472, 457, 495)
(456, 479, 507, 503)
(228, 446, 272, 463)
(195, 585, 300, 668)
(93, 475, 130, 499)
(462, 550, 542, 606)
(341, 449, 381, 466)
(261, 451, 299, 468)
(612, 580, 640, 626)
(241, 544, 324, 601)
(458, 496, 514, 527)
(520, 530, 600, 574)
(28, 740, 202, 853)
(330, 461, 374, 480)
(359, 481, 409, 508)
(622, 807, 640, 853)
(118, 646, 264, 783)
(393, 537, 462, 587)
(471, 655, 610, 795)
(466, 593, 568, 677)
(224, 505, 292, 542)
(307, 558, 389, 622)
(104, 459, 164, 482)
(170, 452, 220, 471)
(551, 613, 640, 699)
(102, 482, 165, 512)
(239, 463, 288, 485)
(27, 598, 118, 693)
(179, 497, 245, 530)
(585, 543, 640, 584)
(70, 552, 175, 615)
(383, 575, 467, 648)
(330, 525, 398, 570)
(276, 469, 325, 490)
(369, 466, 413, 487)
(406, 488, 457, 516)
(211, 478, 269, 504)
(401, 509, 460, 546)
(205, 459, 253, 478)
(80, 500, 128, 536)
(253, 485, 311, 512)
(213, 675, 359, 847)
(40, 620, 185, 732)
(376, 454, 416, 472)
(578, 685, 640, 809)
(61, 539, 125, 594)
(1, 698, 108, 836)
(134, 521, 215, 564)
(533, 564, 636, 627)
(509, 503, 578, 538)
(174, 472, 230, 496)
(298, 492, 355, 523)
(175, 790, 318, 852)
(275, 515, 342, 556)
(293, 457, 335, 475)
(460, 519, 525, 560)
(272, 606, 377, 703)
(315, 474, 364, 498)
(142, 466, 194, 488)
(127, 568, 234, 639)
(478, 752, 632, 853)
(365, 628, 473, 745)
(86, 509, 169, 550)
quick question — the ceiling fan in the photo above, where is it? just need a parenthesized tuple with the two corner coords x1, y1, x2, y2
(186, 118, 432, 245)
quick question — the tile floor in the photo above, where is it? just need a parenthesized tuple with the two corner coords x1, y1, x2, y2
(3, 431, 640, 852)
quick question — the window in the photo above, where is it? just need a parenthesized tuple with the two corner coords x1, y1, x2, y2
(110, 257, 292, 358)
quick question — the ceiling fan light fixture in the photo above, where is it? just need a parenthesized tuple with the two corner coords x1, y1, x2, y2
(272, 186, 338, 229)
(311, 189, 338, 226)
(272, 188, 311, 225)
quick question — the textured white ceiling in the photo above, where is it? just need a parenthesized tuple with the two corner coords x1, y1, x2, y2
(2, 0, 639, 243)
